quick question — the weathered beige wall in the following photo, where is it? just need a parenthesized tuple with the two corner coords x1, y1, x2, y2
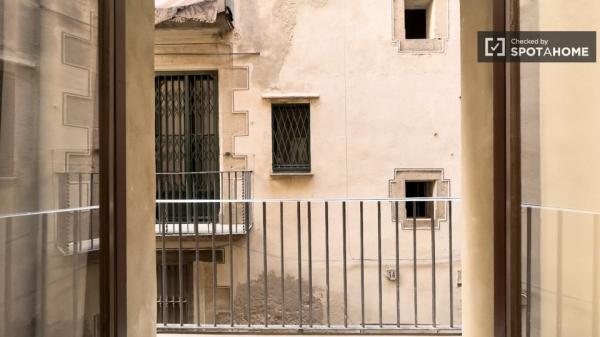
(231, 0, 461, 201)
(459, 0, 494, 336)
(233, 3, 462, 326)
(126, 0, 157, 336)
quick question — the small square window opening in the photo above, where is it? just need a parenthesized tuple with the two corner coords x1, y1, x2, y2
(405, 180, 434, 218)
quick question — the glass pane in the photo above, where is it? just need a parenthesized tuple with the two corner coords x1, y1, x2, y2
(0, 1, 100, 336)
(520, 1, 600, 336)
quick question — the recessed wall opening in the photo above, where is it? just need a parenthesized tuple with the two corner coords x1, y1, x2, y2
(405, 9, 427, 39)
(405, 180, 434, 218)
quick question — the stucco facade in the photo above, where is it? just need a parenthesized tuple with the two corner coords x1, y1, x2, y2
(155, 0, 462, 328)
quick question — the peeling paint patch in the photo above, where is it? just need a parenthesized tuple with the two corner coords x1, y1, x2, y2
(232, 271, 324, 325)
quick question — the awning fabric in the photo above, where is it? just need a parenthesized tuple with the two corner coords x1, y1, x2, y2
(155, 0, 219, 25)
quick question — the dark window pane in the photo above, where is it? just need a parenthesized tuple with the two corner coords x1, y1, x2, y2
(405, 9, 427, 39)
(406, 181, 433, 218)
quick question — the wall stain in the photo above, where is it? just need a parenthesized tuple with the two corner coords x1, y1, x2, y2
(234, 0, 328, 89)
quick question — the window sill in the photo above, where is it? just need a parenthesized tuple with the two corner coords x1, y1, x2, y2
(270, 172, 314, 177)
(399, 218, 441, 230)
(397, 38, 446, 53)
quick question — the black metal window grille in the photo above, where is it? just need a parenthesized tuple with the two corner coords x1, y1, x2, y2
(155, 73, 219, 222)
(271, 103, 311, 172)
(406, 181, 434, 218)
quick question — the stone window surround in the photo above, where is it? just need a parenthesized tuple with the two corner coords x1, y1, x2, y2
(388, 168, 450, 229)
(262, 93, 319, 177)
(393, 0, 449, 53)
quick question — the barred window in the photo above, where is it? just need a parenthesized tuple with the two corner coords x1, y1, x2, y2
(271, 103, 311, 172)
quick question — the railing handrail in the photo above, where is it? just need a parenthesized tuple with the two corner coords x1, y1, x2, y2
(156, 197, 462, 203)
(157, 170, 252, 175)
(0, 205, 99, 219)
(521, 203, 600, 215)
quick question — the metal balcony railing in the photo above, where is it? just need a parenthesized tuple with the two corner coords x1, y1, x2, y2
(56, 172, 100, 255)
(156, 171, 253, 236)
(154, 197, 462, 334)
(521, 204, 600, 337)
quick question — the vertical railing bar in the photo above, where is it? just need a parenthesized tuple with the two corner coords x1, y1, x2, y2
(234, 171, 238, 233)
(198, 78, 205, 226)
(170, 175, 176, 322)
(280, 202, 285, 327)
(203, 174, 208, 235)
(262, 202, 268, 327)
(73, 172, 83, 252)
(229, 178, 234, 327)
(157, 75, 162, 174)
(78, 173, 83, 253)
(360, 201, 365, 328)
(248, 172, 253, 225)
(212, 201, 217, 327)
(448, 201, 454, 328)
(156, 173, 162, 324)
(73, 173, 82, 336)
(221, 172, 225, 234)
(430, 200, 436, 328)
(308, 201, 313, 327)
(89, 173, 93, 246)
(395, 201, 400, 327)
(378, 201, 383, 328)
(526, 206, 531, 337)
(178, 76, 185, 276)
(183, 77, 191, 232)
(246, 201, 251, 327)
(40, 214, 48, 332)
(297, 201, 303, 327)
(325, 201, 331, 328)
(158, 75, 163, 173)
(194, 190, 200, 326)
(413, 201, 418, 327)
(162, 178, 168, 325)
(178, 178, 184, 326)
(228, 171, 231, 200)
(170, 76, 175, 322)
(168, 76, 173, 174)
(342, 201, 348, 328)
